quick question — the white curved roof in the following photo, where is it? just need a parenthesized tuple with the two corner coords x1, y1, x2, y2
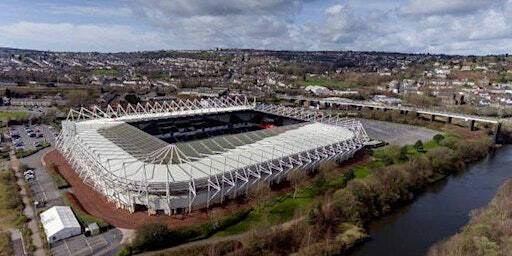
(71, 118, 355, 184)
(40, 206, 80, 241)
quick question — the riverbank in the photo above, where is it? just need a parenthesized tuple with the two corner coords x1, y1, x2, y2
(125, 125, 494, 255)
(237, 127, 493, 255)
(428, 177, 512, 256)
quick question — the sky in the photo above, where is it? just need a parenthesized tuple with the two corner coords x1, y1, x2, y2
(0, 0, 510, 55)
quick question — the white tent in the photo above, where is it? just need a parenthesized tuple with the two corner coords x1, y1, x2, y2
(40, 206, 81, 243)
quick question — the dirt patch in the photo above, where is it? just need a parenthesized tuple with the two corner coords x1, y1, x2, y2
(64, 192, 88, 214)
(440, 125, 489, 140)
(44, 148, 370, 230)
(44, 150, 255, 229)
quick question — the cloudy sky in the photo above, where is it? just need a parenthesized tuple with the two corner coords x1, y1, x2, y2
(0, 0, 510, 55)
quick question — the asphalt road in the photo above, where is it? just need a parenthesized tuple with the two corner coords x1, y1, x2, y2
(358, 119, 438, 146)
(19, 148, 123, 256)
(21, 147, 63, 210)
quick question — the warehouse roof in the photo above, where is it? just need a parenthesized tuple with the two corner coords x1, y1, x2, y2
(40, 206, 81, 240)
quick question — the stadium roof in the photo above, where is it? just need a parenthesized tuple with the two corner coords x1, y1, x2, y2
(73, 119, 355, 184)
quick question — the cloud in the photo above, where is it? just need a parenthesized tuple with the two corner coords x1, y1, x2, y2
(132, 0, 305, 18)
(3, 0, 512, 55)
(128, 0, 311, 50)
(400, 0, 505, 16)
(48, 5, 133, 17)
(0, 22, 166, 52)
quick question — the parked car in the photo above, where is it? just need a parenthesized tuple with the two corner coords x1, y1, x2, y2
(24, 174, 35, 181)
(24, 169, 35, 176)
(34, 200, 46, 208)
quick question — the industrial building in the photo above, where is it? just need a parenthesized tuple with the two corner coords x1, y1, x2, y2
(56, 96, 369, 215)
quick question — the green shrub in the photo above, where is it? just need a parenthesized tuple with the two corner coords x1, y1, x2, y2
(433, 134, 445, 144)
(130, 209, 252, 253)
(61, 192, 109, 230)
(132, 223, 172, 252)
(414, 140, 425, 153)
(0, 232, 14, 256)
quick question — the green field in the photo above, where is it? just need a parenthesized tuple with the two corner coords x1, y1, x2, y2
(0, 111, 29, 122)
(0, 170, 25, 229)
(212, 137, 445, 237)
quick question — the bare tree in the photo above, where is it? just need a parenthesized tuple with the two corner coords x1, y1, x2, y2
(288, 170, 307, 199)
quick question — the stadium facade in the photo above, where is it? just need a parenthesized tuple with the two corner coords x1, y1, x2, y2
(56, 96, 369, 215)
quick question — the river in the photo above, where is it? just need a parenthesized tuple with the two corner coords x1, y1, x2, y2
(350, 145, 512, 256)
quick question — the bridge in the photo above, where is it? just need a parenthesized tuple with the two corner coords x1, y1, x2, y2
(276, 95, 504, 142)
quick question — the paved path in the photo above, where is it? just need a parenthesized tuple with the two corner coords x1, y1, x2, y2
(10, 151, 46, 256)
(9, 228, 26, 256)
(20, 147, 63, 208)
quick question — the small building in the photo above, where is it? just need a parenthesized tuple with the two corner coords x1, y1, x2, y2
(40, 206, 81, 243)
(86, 223, 100, 236)
(304, 85, 330, 96)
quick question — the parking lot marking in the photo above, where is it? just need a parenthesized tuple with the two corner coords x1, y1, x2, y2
(36, 179, 48, 202)
(63, 238, 72, 256)
(84, 236, 94, 254)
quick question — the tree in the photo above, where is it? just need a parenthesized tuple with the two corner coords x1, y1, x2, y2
(288, 170, 307, 199)
(382, 154, 394, 166)
(67, 90, 89, 106)
(249, 182, 272, 204)
(132, 223, 170, 252)
(399, 146, 409, 161)
(124, 94, 140, 104)
(343, 169, 356, 182)
(414, 140, 425, 153)
(433, 134, 445, 144)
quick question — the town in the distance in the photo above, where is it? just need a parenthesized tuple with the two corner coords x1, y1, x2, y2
(0, 46, 511, 256)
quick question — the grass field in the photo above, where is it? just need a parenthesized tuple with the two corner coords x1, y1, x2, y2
(0, 111, 29, 122)
(0, 231, 14, 256)
(0, 170, 25, 229)
(212, 136, 445, 237)
(0, 169, 26, 255)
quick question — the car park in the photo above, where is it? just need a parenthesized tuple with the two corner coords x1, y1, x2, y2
(10, 124, 55, 151)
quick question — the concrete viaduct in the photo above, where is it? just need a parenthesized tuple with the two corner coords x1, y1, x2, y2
(277, 95, 504, 142)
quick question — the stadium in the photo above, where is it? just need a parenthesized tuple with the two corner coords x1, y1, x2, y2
(56, 96, 369, 215)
